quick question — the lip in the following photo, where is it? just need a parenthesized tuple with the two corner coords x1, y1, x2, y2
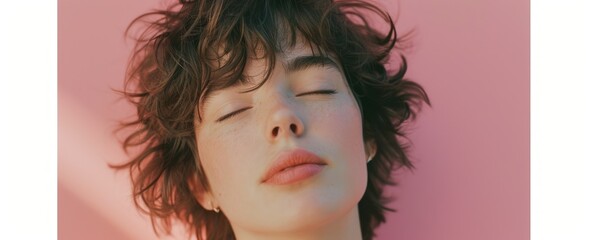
(261, 148, 327, 185)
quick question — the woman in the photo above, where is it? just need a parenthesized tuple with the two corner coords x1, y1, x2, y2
(114, 0, 429, 239)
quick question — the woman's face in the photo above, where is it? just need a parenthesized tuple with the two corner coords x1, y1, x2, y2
(194, 43, 371, 235)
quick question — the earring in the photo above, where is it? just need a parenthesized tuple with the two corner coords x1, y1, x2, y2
(365, 140, 377, 163)
(367, 153, 375, 163)
(210, 201, 220, 213)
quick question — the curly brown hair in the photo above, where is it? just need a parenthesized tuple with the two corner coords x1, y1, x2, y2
(112, 0, 430, 239)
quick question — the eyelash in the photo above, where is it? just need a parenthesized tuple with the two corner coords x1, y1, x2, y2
(216, 107, 252, 122)
(216, 90, 337, 122)
(295, 89, 337, 97)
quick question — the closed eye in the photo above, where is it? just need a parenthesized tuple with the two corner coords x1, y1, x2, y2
(216, 107, 252, 122)
(215, 90, 335, 122)
(295, 89, 337, 97)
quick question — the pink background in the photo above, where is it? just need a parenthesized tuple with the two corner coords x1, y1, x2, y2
(58, 0, 529, 239)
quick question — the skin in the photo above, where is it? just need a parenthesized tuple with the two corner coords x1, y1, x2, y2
(194, 41, 376, 240)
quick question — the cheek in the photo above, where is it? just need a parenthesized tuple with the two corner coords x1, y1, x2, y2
(195, 126, 259, 195)
(314, 96, 365, 157)
(310, 96, 367, 176)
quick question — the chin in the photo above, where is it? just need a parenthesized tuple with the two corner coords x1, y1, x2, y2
(269, 185, 362, 232)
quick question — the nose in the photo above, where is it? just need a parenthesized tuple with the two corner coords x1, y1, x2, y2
(265, 100, 305, 142)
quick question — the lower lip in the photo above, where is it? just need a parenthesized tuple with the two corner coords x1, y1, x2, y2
(264, 164, 325, 185)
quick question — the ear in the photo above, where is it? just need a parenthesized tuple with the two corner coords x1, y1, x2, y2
(188, 174, 216, 211)
(364, 139, 377, 162)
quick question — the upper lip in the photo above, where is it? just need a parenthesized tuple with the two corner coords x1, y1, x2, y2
(261, 148, 327, 183)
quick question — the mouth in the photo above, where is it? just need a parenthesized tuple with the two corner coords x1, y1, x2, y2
(261, 148, 327, 185)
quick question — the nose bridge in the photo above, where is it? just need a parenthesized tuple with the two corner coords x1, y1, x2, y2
(264, 89, 305, 142)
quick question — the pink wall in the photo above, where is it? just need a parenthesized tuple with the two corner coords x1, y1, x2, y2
(58, 0, 529, 239)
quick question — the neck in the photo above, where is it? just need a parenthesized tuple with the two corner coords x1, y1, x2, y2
(233, 206, 363, 240)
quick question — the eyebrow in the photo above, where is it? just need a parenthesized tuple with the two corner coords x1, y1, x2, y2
(285, 55, 341, 74)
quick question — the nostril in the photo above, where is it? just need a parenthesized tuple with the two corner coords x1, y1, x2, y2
(271, 124, 301, 139)
(290, 124, 297, 133)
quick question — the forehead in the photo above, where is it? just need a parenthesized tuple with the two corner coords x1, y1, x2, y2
(244, 42, 340, 80)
